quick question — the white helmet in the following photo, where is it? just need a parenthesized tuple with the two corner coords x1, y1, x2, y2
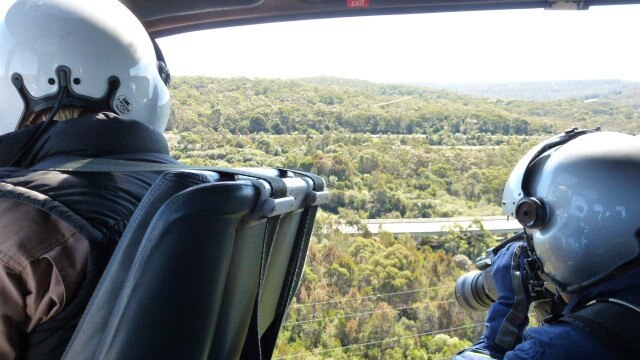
(0, 0, 171, 135)
(503, 128, 640, 293)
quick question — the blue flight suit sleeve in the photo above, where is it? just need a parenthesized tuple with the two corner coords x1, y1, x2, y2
(455, 322, 611, 360)
(454, 241, 613, 360)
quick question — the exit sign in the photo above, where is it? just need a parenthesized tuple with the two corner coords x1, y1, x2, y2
(348, 0, 370, 9)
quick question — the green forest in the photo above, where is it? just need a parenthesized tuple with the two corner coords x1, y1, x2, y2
(167, 76, 640, 359)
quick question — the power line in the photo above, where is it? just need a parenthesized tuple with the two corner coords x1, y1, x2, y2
(289, 284, 454, 308)
(345, 343, 465, 360)
(341, 344, 396, 358)
(342, 342, 459, 359)
(285, 299, 457, 326)
(274, 322, 485, 359)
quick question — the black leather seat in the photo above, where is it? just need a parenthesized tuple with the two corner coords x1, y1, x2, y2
(62, 168, 327, 360)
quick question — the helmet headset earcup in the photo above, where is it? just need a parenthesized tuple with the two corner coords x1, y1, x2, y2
(150, 35, 171, 87)
(515, 197, 547, 229)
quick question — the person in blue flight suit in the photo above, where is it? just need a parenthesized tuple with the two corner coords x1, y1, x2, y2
(455, 128, 640, 360)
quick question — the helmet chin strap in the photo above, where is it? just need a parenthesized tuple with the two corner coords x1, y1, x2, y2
(8, 79, 68, 167)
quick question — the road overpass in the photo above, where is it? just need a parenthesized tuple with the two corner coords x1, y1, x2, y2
(340, 216, 522, 236)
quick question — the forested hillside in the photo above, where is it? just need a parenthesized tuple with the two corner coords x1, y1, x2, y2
(427, 79, 639, 101)
(168, 132, 536, 219)
(167, 76, 639, 358)
(169, 76, 640, 137)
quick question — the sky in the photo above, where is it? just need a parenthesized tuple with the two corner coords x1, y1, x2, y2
(158, 5, 640, 85)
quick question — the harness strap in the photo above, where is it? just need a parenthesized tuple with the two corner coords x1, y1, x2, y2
(283, 168, 325, 191)
(240, 213, 281, 360)
(560, 298, 640, 360)
(259, 204, 319, 359)
(31, 155, 289, 199)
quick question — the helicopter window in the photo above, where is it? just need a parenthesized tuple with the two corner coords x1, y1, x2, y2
(156, 5, 640, 357)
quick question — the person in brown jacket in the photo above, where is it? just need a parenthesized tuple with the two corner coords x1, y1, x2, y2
(0, 0, 176, 358)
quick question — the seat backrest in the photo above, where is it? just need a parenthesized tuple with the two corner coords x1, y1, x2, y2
(62, 167, 327, 360)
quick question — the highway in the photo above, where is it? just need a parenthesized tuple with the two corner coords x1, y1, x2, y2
(340, 216, 522, 236)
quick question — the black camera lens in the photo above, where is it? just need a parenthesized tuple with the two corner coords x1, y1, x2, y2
(455, 270, 496, 312)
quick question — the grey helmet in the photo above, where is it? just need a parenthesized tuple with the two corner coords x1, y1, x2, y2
(503, 128, 640, 293)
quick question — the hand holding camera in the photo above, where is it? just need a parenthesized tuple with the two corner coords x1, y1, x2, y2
(455, 232, 547, 312)
(455, 234, 543, 352)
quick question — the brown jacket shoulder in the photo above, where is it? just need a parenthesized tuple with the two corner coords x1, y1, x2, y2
(0, 198, 88, 360)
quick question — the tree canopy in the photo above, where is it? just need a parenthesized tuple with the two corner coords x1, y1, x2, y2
(168, 76, 638, 358)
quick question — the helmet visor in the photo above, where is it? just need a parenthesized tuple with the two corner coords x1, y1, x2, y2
(502, 128, 600, 220)
(533, 201, 640, 292)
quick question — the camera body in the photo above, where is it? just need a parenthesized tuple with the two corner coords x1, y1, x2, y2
(455, 235, 549, 312)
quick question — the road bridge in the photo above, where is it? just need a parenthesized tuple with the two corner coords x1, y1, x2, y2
(340, 216, 522, 236)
